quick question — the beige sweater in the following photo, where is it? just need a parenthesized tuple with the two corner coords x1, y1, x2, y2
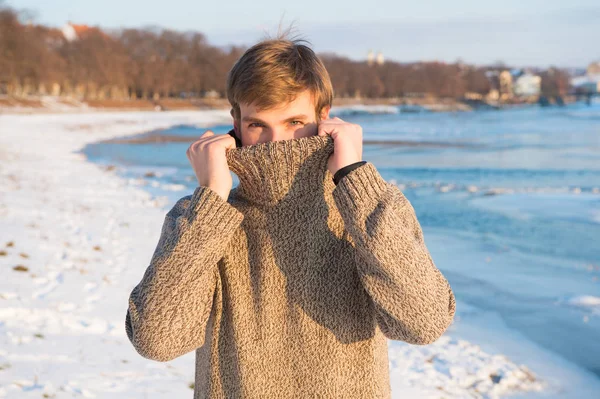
(125, 134, 456, 398)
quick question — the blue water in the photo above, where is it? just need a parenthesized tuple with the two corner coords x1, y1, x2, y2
(81, 103, 600, 380)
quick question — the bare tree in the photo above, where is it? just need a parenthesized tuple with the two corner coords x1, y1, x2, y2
(0, 3, 572, 102)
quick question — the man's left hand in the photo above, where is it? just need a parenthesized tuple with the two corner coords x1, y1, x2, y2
(317, 117, 363, 176)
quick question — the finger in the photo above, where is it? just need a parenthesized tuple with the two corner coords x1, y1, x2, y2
(196, 134, 236, 151)
(196, 134, 225, 149)
(216, 134, 236, 149)
(223, 138, 236, 150)
(190, 130, 215, 149)
(317, 123, 335, 137)
(190, 130, 219, 149)
(317, 122, 328, 136)
(321, 118, 343, 127)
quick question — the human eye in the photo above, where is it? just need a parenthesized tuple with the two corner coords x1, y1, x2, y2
(290, 120, 305, 126)
(248, 122, 264, 128)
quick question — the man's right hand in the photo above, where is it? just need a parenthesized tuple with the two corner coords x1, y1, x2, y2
(186, 130, 236, 201)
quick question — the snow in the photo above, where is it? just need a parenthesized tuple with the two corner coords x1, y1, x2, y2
(330, 104, 400, 116)
(0, 110, 595, 398)
(388, 332, 545, 398)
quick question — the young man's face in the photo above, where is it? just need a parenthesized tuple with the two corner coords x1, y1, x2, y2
(233, 89, 330, 146)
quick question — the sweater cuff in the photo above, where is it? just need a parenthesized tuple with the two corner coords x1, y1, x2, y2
(183, 185, 244, 232)
(333, 161, 367, 185)
(332, 162, 388, 213)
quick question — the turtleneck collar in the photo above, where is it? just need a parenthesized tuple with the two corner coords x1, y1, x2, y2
(225, 133, 335, 207)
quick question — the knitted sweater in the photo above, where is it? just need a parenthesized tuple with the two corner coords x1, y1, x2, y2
(125, 133, 456, 398)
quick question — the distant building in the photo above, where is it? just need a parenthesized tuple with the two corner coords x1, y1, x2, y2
(587, 62, 600, 75)
(514, 73, 541, 97)
(486, 89, 500, 101)
(62, 23, 93, 42)
(203, 90, 220, 99)
(367, 50, 374, 66)
(464, 92, 483, 100)
(367, 50, 384, 66)
(571, 74, 600, 94)
(569, 62, 600, 94)
(499, 70, 513, 100)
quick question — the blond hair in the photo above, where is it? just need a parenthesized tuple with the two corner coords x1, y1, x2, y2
(226, 30, 333, 123)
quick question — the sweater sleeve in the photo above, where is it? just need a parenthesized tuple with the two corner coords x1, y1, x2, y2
(125, 185, 244, 361)
(332, 162, 456, 345)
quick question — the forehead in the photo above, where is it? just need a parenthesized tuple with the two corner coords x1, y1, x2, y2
(239, 90, 315, 119)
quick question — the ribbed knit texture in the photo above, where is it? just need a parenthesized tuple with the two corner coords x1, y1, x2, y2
(126, 134, 456, 398)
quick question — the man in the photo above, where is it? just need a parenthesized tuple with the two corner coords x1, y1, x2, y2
(125, 36, 456, 398)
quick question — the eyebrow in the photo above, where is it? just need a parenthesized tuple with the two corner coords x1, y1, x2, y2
(242, 114, 309, 124)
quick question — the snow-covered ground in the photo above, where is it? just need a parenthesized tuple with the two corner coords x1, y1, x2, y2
(0, 111, 595, 398)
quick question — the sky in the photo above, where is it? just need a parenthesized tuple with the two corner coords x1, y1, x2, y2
(8, 0, 600, 68)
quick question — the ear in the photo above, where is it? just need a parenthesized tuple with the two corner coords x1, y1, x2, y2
(319, 106, 331, 120)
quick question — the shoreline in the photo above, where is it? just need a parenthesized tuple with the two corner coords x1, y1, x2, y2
(99, 133, 485, 148)
(0, 95, 535, 116)
(0, 110, 594, 398)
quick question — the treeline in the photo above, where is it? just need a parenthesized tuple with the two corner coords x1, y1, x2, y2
(0, 4, 245, 99)
(0, 3, 569, 101)
(322, 54, 493, 98)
